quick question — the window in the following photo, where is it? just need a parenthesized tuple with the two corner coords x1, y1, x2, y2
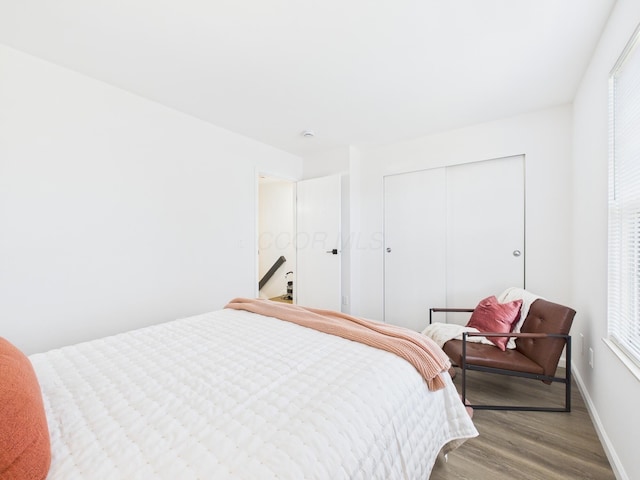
(608, 23, 640, 369)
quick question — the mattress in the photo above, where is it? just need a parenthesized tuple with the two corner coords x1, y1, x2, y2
(30, 308, 477, 479)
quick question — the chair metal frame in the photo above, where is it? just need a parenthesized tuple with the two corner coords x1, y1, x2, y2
(429, 307, 572, 412)
(461, 331, 572, 412)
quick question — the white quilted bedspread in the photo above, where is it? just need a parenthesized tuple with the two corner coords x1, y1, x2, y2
(30, 308, 477, 479)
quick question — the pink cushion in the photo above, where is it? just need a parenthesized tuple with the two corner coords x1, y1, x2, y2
(466, 296, 523, 351)
(0, 337, 51, 480)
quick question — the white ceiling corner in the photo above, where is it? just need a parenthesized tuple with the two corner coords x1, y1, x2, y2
(0, 0, 616, 157)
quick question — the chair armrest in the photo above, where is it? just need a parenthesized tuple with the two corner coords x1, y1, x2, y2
(429, 307, 474, 324)
(430, 308, 474, 313)
(463, 332, 570, 339)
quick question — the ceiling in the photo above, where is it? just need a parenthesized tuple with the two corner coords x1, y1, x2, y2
(0, 0, 615, 158)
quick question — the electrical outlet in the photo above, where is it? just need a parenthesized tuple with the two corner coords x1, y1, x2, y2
(589, 347, 594, 368)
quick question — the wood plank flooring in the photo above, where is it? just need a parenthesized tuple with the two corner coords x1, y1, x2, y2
(430, 368, 615, 480)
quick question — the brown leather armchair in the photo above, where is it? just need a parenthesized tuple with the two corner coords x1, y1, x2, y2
(431, 298, 575, 412)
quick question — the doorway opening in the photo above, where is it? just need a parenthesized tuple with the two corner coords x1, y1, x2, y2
(258, 176, 296, 303)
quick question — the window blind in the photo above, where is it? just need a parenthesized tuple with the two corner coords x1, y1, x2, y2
(608, 24, 640, 367)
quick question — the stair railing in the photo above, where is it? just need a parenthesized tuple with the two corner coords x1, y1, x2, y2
(259, 256, 286, 290)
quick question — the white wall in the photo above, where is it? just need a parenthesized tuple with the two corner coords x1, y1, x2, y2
(350, 106, 574, 321)
(0, 44, 302, 354)
(302, 146, 350, 180)
(572, 2, 640, 479)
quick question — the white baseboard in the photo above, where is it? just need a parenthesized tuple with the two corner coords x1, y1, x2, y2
(571, 366, 627, 480)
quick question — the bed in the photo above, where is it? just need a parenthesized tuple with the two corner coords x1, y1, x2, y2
(3, 300, 477, 479)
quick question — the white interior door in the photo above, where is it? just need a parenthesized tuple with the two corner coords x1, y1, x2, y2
(445, 156, 525, 320)
(384, 169, 447, 331)
(383, 155, 525, 330)
(296, 175, 341, 310)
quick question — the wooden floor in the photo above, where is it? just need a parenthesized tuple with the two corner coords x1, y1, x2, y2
(269, 296, 293, 304)
(430, 368, 615, 480)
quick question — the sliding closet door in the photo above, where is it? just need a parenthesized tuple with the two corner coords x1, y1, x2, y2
(445, 155, 525, 322)
(384, 169, 447, 331)
(383, 155, 525, 330)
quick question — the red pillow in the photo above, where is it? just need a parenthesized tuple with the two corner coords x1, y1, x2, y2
(0, 337, 51, 480)
(466, 296, 523, 351)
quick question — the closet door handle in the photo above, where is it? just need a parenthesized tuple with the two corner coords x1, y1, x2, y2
(326, 249, 338, 255)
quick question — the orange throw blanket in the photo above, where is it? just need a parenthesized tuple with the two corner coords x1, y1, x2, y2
(224, 298, 451, 391)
